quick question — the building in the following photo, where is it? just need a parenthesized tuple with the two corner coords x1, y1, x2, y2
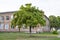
(0, 11, 50, 32)
(0, 11, 14, 32)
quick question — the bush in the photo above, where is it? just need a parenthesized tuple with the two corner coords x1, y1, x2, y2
(52, 30, 58, 34)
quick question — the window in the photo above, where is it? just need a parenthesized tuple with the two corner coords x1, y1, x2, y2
(6, 16, 9, 20)
(0, 16, 4, 20)
(5, 24, 9, 29)
(0, 23, 4, 29)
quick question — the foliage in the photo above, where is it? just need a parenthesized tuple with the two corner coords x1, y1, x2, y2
(49, 15, 60, 30)
(11, 3, 46, 32)
(50, 27, 58, 34)
(52, 30, 58, 34)
(56, 16, 60, 28)
(49, 15, 57, 28)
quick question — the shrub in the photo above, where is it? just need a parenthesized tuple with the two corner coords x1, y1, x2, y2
(52, 30, 58, 34)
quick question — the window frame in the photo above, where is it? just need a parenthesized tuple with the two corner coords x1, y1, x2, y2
(6, 16, 9, 20)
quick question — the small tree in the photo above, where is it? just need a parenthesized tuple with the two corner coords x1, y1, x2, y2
(11, 3, 46, 33)
(49, 15, 60, 30)
(56, 16, 60, 29)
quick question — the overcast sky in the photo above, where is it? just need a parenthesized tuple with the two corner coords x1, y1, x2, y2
(0, 0, 60, 17)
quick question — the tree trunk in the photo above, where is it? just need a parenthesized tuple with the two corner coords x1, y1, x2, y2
(29, 26, 32, 36)
(18, 28, 20, 32)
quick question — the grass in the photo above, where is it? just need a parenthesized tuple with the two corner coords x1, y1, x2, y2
(0, 32, 60, 40)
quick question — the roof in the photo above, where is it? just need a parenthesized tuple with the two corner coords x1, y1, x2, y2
(0, 11, 49, 20)
(44, 15, 49, 20)
(0, 11, 16, 14)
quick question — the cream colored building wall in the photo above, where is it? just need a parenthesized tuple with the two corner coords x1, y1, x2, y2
(0, 13, 13, 31)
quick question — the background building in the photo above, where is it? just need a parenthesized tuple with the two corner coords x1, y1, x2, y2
(0, 11, 50, 32)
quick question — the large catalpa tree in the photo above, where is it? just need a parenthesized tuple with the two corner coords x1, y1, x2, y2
(11, 3, 46, 33)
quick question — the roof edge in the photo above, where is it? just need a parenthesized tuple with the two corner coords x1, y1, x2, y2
(0, 11, 17, 14)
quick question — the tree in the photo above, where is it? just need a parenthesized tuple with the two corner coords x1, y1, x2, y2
(11, 3, 46, 33)
(49, 15, 60, 30)
(56, 16, 60, 29)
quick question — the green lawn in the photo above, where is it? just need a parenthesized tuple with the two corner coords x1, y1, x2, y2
(0, 32, 60, 40)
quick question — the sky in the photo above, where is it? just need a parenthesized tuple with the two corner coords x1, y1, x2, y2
(0, 0, 60, 17)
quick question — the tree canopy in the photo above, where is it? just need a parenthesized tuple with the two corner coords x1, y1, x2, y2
(49, 15, 60, 30)
(11, 3, 46, 32)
